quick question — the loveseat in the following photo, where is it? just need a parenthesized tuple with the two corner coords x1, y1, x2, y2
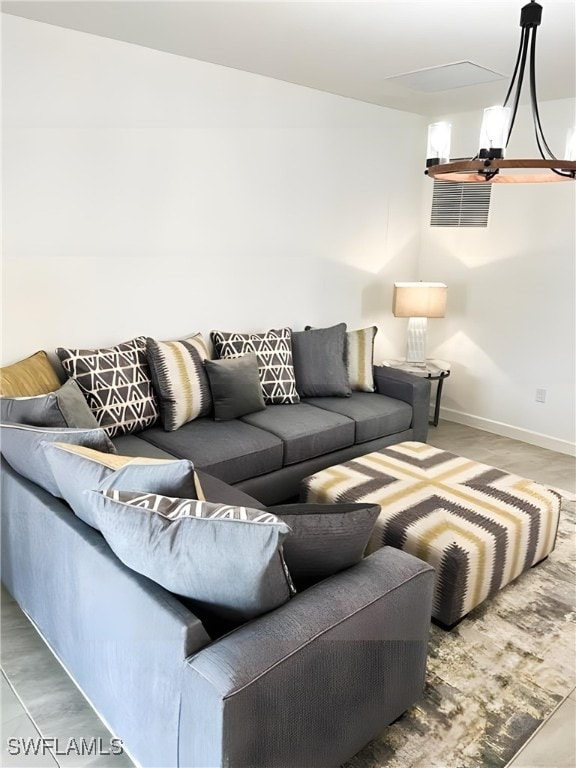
(1, 327, 435, 767)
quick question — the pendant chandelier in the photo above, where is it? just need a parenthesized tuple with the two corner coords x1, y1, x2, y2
(425, 1, 576, 183)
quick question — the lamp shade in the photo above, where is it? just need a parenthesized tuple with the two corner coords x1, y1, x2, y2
(392, 282, 447, 318)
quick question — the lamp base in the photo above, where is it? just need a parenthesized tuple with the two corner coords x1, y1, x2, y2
(406, 317, 428, 364)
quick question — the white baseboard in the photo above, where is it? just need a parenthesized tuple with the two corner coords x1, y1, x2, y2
(438, 407, 576, 457)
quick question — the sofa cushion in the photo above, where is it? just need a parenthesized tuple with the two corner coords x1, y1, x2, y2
(136, 418, 283, 484)
(44, 442, 200, 529)
(146, 334, 212, 431)
(91, 489, 293, 625)
(270, 502, 380, 590)
(0, 423, 115, 496)
(111, 433, 180, 460)
(241, 403, 354, 465)
(57, 337, 159, 438)
(211, 327, 299, 405)
(204, 354, 266, 421)
(347, 326, 378, 392)
(194, 469, 268, 510)
(0, 351, 61, 397)
(304, 392, 413, 444)
(1, 379, 99, 429)
(292, 324, 351, 398)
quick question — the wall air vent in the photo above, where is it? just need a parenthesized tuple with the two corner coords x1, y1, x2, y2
(430, 179, 491, 227)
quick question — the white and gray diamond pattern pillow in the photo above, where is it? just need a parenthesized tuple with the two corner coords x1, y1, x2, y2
(211, 327, 299, 405)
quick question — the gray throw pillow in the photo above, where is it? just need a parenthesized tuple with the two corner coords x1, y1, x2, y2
(0, 378, 100, 429)
(270, 502, 380, 590)
(292, 323, 351, 398)
(0, 424, 116, 496)
(90, 489, 294, 624)
(43, 442, 200, 529)
(204, 353, 266, 421)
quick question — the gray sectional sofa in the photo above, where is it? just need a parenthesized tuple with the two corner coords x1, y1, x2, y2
(113, 365, 432, 504)
(1, 343, 435, 767)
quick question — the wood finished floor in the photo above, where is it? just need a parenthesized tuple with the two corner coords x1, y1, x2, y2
(2, 421, 575, 768)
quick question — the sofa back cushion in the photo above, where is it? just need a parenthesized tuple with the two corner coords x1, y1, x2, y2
(44, 442, 201, 529)
(270, 502, 380, 590)
(0, 424, 115, 496)
(1, 379, 99, 429)
(57, 337, 159, 438)
(211, 328, 299, 405)
(292, 323, 351, 398)
(146, 334, 212, 431)
(91, 489, 294, 625)
(0, 351, 61, 397)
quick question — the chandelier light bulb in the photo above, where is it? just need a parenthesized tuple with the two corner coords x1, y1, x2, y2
(426, 122, 451, 167)
(478, 106, 511, 159)
(565, 127, 576, 162)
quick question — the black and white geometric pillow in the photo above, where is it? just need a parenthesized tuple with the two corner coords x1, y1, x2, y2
(100, 489, 282, 524)
(211, 328, 299, 405)
(57, 337, 159, 438)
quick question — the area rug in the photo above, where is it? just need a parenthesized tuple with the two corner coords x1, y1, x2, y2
(345, 495, 576, 768)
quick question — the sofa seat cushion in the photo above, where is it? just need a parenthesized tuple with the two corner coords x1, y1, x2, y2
(135, 418, 283, 484)
(304, 392, 413, 444)
(112, 434, 180, 460)
(240, 404, 354, 466)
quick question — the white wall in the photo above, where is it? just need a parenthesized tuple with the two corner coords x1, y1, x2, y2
(421, 98, 576, 453)
(1, 14, 424, 365)
(4, 15, 574, 454)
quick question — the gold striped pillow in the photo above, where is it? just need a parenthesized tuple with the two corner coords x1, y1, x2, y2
(347, 326, 377, 392)
(146, 334, 212, 431)
(0, 351, 61, 397)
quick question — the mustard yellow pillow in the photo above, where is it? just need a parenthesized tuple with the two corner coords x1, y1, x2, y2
(0, 351, 61, 397)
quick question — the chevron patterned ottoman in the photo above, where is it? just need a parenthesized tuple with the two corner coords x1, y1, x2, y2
(302, 441, 561, 627)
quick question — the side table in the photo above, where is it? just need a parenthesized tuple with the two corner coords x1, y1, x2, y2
(382, 359, 450, 427)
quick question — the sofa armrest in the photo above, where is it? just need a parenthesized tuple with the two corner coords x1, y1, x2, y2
(178, 547, 434, 768)
(373, 365, 431, 442)
(1, 462, 211, 768)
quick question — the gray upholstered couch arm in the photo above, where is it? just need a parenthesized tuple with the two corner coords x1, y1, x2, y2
(373, 365, 431, 442)
(178, 547, 434, 768)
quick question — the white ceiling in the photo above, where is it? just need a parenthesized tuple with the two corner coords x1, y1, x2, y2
(3, 0, 575, 115)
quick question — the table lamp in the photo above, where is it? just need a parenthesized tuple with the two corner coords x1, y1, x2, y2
(392, 282, 447, 365)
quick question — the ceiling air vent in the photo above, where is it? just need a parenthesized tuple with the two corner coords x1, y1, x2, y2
(430, 179, 492, 227)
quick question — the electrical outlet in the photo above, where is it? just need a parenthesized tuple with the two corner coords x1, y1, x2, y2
(535, 388, 546, 403)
